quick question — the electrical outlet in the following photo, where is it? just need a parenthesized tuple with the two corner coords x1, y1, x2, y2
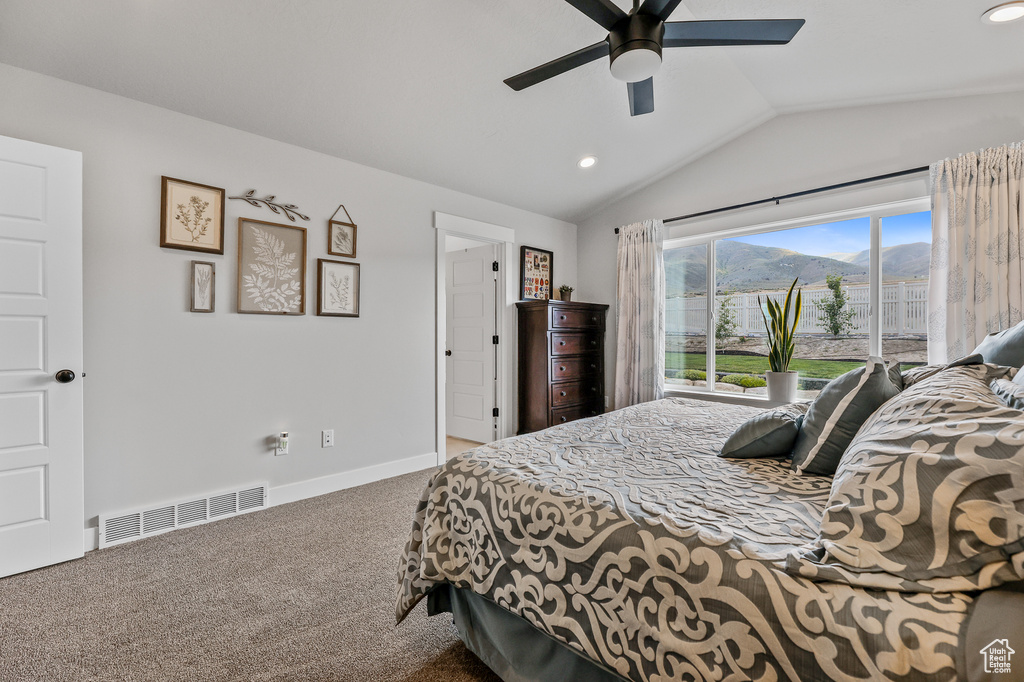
(322, 429, 334, 448)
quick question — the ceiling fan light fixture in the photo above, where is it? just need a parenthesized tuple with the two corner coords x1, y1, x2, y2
(609, 47, 662, 82)
(982, 2, 1024, 23)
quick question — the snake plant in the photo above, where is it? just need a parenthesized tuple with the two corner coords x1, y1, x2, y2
(758, 278, 802, 373)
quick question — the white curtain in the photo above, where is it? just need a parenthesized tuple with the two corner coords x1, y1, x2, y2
(928, 142, 1024, 363)
(614, 219, 665, 408)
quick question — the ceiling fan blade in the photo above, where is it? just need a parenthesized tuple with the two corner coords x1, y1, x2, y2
(564, 0, 628, 31)
(504, 41, 609, 91)
(627, 78, 654, 116)
(637, 0, 685, 22)
(663, 19, 805, 47)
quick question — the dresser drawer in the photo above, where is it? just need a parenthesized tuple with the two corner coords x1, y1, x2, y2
(550, 356, 601, 382)
(550, 379, 602, 407)
(550, 402, 603, 426)
(551, 332, 602, 356)
(551, 307, 605, 330)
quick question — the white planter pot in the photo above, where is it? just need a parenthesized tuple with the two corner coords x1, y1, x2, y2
(766, 371, 798, 403)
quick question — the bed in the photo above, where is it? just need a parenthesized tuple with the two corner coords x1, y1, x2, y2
(396, 363, 1024, 681)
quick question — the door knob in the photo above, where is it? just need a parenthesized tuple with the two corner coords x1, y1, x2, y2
(445, 350, 452, 356)
(55, 369, 76, 384)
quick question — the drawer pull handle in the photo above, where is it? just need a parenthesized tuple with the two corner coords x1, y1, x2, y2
(590, 364, 597, 369)
(559, 341, 565, 346)
(590, 340, 597, 346)
(590, 387, 597, 392)
(560, 315, 566, 320)
(560, 416, 568, 422)
(591, 316, 597, 322)
(560, 391, 566, 397)
(559, 366, 566, 372)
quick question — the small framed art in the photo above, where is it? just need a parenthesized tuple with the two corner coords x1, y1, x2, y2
(520, 245, 553, 300)
(160, 176, 225, 254)
(317, 259, 360, 317)
(190, 261, 215, 313)
(328, 204, 357, 258)
(237, 218, 307, 315)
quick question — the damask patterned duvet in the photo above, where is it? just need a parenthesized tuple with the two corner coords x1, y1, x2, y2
(396, 398, 977, 681)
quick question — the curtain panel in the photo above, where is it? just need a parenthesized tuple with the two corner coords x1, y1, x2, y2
(928, 142, 1024, 364)
(614, 219, 665, 409)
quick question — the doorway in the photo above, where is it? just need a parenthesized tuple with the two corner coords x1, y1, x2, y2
(444, 237, 498, 456)
(434, 212, 513, 463)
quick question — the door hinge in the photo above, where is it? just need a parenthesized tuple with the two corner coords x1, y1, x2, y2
(492, 408, 499, 417)
(492, 335, 499, 345)
(492, 261, 499, 272)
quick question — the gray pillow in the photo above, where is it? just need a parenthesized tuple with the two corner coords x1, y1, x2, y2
(791, 356, 900, 475)
(786, 363, 1024, 593)
(901, 353, 985, 388)
(991, 378, 1024, 409)
(972, 319, 1024, 367)
(719, 403, 809, 458)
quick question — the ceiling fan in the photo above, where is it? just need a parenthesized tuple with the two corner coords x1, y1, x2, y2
(504, 0, 804, 116)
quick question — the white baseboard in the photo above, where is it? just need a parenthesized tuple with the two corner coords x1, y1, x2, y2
(84, 527, 99, 552)
(268, 451, 438, 508)
(82, 451, 439, 552)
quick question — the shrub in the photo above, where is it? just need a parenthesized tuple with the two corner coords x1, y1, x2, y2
(715, 292, 739, 341)
(815, 273, 856, 338)
(721, 373, 767, 388)
(682, 369, 707, 381)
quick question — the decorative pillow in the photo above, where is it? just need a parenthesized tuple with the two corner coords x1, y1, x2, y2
(786, 363, 1024, 592)
(790, 357, 901, 475)
(719, 403, 809, 458)
(900, 353, 984, 388)
(973, 318, 1024, 367)
(991, 378, 1024, 410)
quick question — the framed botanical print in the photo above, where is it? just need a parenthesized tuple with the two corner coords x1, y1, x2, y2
(328, 204, 357, 258)
(160, 176, 225, 254)
(520, 245, 553, 300)
(190, 261, 215, 313)
(317, 259, 360, 317)
(237, 218, 306, 315)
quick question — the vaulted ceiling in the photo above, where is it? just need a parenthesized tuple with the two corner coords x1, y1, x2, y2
(2, 1, 1022, 223)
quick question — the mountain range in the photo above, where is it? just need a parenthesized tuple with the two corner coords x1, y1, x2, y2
(666, 241, 929, 297)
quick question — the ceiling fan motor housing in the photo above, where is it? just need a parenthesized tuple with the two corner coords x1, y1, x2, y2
(608, 13, 665, 81)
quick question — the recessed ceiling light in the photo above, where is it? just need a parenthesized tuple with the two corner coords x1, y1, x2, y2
(982, 2, 1024, 23)
(578, 156, 598, 169)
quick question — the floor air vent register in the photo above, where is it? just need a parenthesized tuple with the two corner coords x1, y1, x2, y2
(97, 484, 268, 548)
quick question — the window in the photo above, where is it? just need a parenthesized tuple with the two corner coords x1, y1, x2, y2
(665, 202, 930, 399)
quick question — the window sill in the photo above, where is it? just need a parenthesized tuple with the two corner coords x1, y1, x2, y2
(664, 387, 800, 409)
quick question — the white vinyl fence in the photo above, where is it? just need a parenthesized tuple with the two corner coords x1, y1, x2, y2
(667, 281, 928, 337)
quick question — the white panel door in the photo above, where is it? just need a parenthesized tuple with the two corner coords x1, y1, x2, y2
(445, 243, 496, 445)
(0, 135, 83, 577)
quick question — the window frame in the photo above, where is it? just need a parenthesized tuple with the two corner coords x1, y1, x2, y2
(663, 196, 930, 404)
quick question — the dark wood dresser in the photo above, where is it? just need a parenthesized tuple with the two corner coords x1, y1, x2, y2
(516, 300, 609, 435)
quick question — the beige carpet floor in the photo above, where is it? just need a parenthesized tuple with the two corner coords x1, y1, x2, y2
(0, 469, 502, 682)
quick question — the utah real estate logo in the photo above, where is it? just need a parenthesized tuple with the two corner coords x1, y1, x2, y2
(980, 639, 1015, 674)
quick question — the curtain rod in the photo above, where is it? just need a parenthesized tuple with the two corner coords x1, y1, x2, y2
(613, 165, 930, 233)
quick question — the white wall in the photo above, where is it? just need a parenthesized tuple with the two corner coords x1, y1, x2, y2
(0, 63, 576, 528)
(577, 90, 1024, 398)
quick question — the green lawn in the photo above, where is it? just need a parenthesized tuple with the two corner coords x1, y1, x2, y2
(666, 352, 863, 380)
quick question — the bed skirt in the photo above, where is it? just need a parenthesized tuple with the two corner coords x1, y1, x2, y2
(428, 584, 627, 682)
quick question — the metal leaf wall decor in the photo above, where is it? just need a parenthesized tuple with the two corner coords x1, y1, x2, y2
(229, 189, 310, 222)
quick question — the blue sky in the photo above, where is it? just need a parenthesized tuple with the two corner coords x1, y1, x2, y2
(728, 210, 931, 257)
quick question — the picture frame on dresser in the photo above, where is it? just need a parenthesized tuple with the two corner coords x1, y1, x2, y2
(519, 246, 553, 300)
